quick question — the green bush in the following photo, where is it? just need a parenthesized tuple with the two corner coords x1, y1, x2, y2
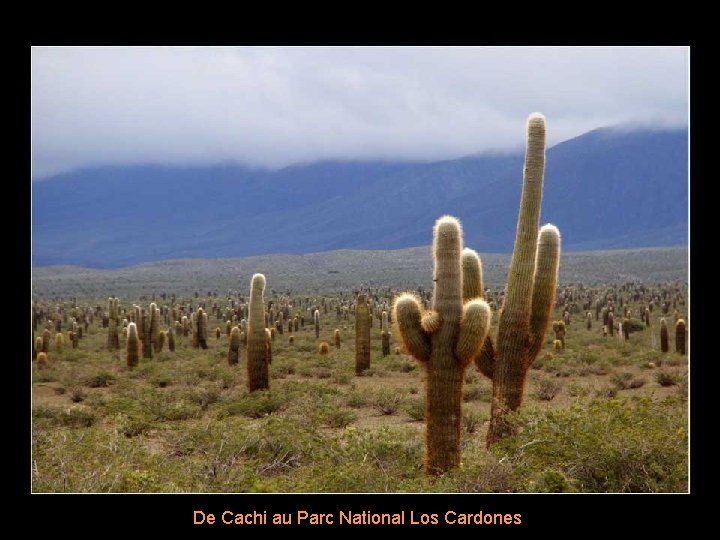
(492, 397, 687, 492)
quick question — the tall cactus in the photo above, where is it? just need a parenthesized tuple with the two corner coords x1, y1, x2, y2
(393, 216, 490, 474)
(660, 317, 669, 352)
(247, 274, 270, 391)
(314, 309, 320, 339)
(167, 326, 175, 352)
(675, 319, 686, 355)
(126, 322, 139, 367)
(355, 294, 371, 375)
(381, 310, 391, 356)
(471, 114, 561, 447)
(196, 308, 208, 349)
(107, 297, 120, 351)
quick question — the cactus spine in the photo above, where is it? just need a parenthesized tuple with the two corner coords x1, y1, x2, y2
(126, 322, 139, 368)
(381, 310, 390, 356)
(247, 274, 270, 391)
(393, 216, 491, 474)
(355, 294, 371, 375)
(478, 114, 561, 447)
(675, 319, 686, 355)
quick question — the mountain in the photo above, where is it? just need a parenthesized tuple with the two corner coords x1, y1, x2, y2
(31, 126, 688, 268)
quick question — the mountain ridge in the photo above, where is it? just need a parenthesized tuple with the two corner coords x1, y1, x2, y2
(31, 126, 688, 268)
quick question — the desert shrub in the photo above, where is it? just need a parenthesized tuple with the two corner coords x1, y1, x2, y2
(534, 378, 562, 401)
(462, 410, 484, 434)
(373, 390, 402, 415)
(656, 371, 679, 387)
(33, 406, 96, 428)
(345, 391, 368, 409)
(595, 386, 618, 399)
(405, 400, 425, 421)
(69, 386, 87, 403)
(492, 396, 687, 492)
(322, 407, 357, 428)
(610, 372, 634, 390)
(223, 391, 287, 419)
(463, 385, 491, 402)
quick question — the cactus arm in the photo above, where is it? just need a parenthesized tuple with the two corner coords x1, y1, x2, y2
(474, 335, 496, 379)
(455, 299, 491, 366)
(461, 248, 484, 301)
(393, 293, 431, 362)
(496, 113, 546, 347)
(526, 224, 561, 367)
(421, 310, 442, 333)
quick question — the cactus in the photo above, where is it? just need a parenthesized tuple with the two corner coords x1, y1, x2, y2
(228, 326, 241, 365)
(138, 306, 158, 359)
(278, 311, 284, 334)
(42, 328, 51, 353)
(247, 274, 271, 391)
(37, 352, 48, 367)
(55, 332, 65, 354)
(552, 320, 566, 349)
(196, 308, 208, 349)
(660, 318, 669, 352)
(167, 327, 175, 352)
(319, 341, 330, 354)
(553, 339, 563, 352)
(34, 336, 42, 359)
(675, 319, 686, 355)
(381, 310, 391, 356)
(107, 297, 120, 351)
(393, 216, 490, 474)
(265, 328, 273, 365)
(334, 328, 341, 349)
(157, 330, 166, 352)
(314, 309, 320, 339)
(70, 330, 79, 349)
(216, 327, 221, 340)
(465, 115, 561, 447)
(607, 311, 615, 337)
(289, 335, 295, 345)
(355, 294, 371, 375)
(126, 322, 139, 368)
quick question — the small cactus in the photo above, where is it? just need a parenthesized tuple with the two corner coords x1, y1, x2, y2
(289, 335, 295, 345)
(37, 352, 48, 368)
(42, 329, 51, 353)
(55, 332, 65, 354)
(381, 311, 391, 356)
(126, 322, 139, 368)
(355, 294, 371, 375)
(675, 319, 686, 355)
(319, 341, 330, 354)
(157, 330, 166, 352)
(247, 274, 271, 391)
(334, 328, 341, 349)
(228, 326, 241, 365)
(167, 327, 175, 352)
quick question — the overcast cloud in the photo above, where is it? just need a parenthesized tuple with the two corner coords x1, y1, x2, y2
(31, 46, 688, 179)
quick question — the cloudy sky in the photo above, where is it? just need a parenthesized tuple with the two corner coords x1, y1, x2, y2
(31, 46, 688, 179)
